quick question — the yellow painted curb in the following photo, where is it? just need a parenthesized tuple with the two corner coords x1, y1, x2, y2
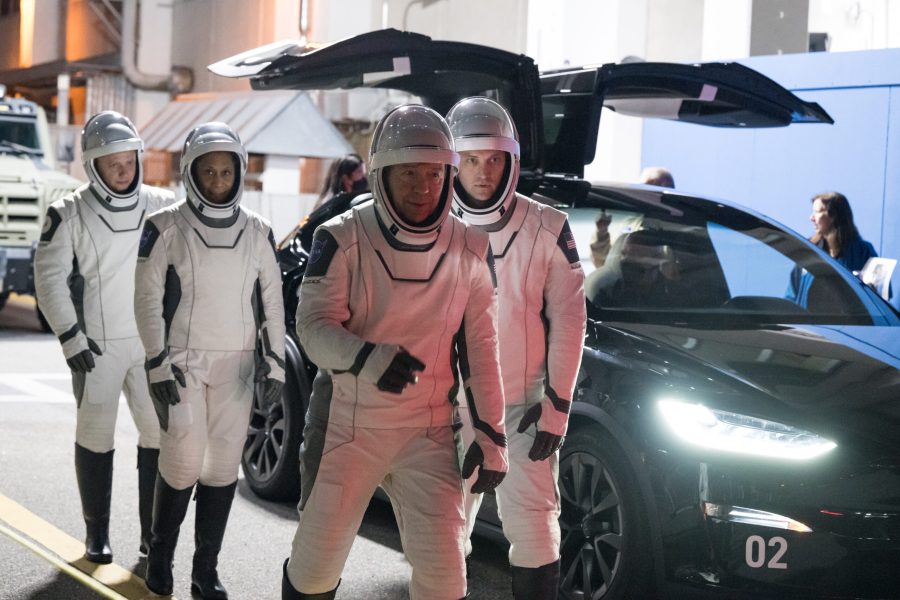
(0, 493, 174, 599)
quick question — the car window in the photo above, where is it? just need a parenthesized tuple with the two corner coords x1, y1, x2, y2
(707, 222, 794, 298)
(565, 200, 874, 325)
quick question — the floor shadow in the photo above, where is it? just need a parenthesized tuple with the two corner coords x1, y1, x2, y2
(22, 571, 107, 600)
(235, 478, 301, 522)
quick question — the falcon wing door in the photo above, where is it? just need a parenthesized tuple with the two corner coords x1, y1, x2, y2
(209, 28, 544, 171)
(541, 61, 833, 177)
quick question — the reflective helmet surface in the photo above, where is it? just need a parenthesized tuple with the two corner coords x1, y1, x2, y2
(180, 121, 248, 220)
(81, 111, 143, 205)
(368, 104, 460, 245)
(446, 97, 520, 226)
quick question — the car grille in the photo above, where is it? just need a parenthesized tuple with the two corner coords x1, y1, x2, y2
(0, 192, 40, 246)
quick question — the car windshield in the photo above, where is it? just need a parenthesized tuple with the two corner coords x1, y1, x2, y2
(565, 190, 881, 326)
(0, 117, 41, 154)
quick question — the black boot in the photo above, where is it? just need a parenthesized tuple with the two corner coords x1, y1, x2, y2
(145, 475, 193, 596)
(136, 447, 159, 555)
(74, 443, 114, 564)
(511, 559, 560, 600)
(281, 558, 339, 599)
(190, 481, 237, 599)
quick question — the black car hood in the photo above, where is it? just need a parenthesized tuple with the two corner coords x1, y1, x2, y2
(607, 321, 900, 405)
(598, 320, 900, 447)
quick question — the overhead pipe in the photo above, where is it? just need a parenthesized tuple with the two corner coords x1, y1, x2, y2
(121, 0, 191, 93)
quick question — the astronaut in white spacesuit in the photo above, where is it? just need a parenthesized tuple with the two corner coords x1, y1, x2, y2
(282, 104, 508, 600)
(447, 97, 587, 599)
(134, 122, 285, 599)
(34, 110, 174, 564)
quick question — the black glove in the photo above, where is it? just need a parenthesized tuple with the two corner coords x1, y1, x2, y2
(376, 349, 426, 394)
(517, 403, 565, 462)
(66, 338, 103, 373)
(260, 378, 284, 409)
(254, 358, 284, 409)
(461, 442, 506, 494)
(149, 366, 186, 406)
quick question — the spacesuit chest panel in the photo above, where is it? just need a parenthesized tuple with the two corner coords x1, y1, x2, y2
(357, 204, 453, 282)
(73, 188, 146, 340)
(489, 199, 555, 404)
(488, 195, 529, 260)
(489, 200, 550, 308)
(180, 206, 248, 248)
(330, 214, 472, 429)
(81, 187, 146, 232)
(167, 207, 257, 351)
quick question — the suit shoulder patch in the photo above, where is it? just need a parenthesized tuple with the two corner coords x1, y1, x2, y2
(556, 220, 580, 266)
(40, 207, 63, 243)
(138, 220, 161, 258)
(305, 228, 340, 278)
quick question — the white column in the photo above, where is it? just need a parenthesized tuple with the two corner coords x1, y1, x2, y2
(261, 154, 301, 194)
(56, 73, 70, 126)
(273, 0, 301, 40)
(31, 0, 63, 65)
(702, 0, 753, 60)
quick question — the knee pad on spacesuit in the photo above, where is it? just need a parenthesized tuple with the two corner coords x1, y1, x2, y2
(501, 508, 561, 569)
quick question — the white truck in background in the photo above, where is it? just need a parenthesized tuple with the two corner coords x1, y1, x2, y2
(0, 86, 81, 327)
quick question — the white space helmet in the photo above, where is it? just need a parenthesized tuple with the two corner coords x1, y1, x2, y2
(180, 122, 247, 222)
(81, 111, 143, 206)
(446, 97, 520, 226)
(369, 104, 459, 245)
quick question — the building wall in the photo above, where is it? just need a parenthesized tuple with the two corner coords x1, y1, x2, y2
(809, 0, 900, 52)
(65, 0, 117, 62)
(171, 0, 300, 94)
(0, 5, 19, 71)
(379, 0, 527, 54)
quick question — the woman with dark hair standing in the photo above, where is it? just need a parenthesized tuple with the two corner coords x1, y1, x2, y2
(313, 153, 367, 210)
(279, 154, 370, 251)
(809, 191, 877, 273)
(787, 191, 879, 306)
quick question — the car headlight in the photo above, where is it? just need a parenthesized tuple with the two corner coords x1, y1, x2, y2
(658, 399, 837, 460)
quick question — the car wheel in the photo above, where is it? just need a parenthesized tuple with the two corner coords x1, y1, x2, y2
(558, 426, 652, 600)
(240, 352, 309, 501)
(0, 291, 9, 311)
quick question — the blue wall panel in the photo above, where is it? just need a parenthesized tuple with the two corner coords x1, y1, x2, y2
(641, 49, 900, 309)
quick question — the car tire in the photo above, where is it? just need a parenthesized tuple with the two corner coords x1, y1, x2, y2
(0, 291, 9, 311)
(240, 351, 309, 501)
(558, 426, 653, 600)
